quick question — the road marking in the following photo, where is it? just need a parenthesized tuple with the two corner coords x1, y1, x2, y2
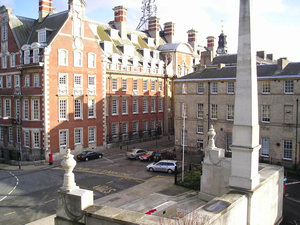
(71, 168, 146, 183)
(106, 181, 113, 184)
(4, 211, 16, 216)
(44, 199, 56, 204)
(0, 172, 19, 202)
(286, 181, 300, 186)
(103, 157, 114, 163)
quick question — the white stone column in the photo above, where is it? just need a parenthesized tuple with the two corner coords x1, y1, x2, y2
(229, 0, 260, 190)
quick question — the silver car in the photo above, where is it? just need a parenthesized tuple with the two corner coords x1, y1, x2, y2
(146, 160, 177, 173)
(126, 148, 146, 159)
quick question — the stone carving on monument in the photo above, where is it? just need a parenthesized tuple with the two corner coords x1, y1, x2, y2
(200, 125, 231, 201)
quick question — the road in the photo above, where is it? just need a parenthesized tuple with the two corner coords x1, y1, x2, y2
(0, 153, 169, 225)
(281, 182, 300, 225)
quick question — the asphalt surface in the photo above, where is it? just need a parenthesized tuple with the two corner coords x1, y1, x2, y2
(0, 136, 175, 225)
(281, 182, 300, 225)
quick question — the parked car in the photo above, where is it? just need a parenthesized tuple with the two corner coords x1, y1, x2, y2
(126, 148, 146, 159)
(77, 151, 103, 161)
(146, 160, 177, 173)
(153, 150, 176, 162)
(139, 151, 156, 161)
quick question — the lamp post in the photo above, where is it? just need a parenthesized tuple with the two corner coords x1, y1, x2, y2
(182, 104, 186, 182)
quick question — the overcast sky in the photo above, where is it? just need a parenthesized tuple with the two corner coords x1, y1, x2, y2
(2, 0, 300, 61)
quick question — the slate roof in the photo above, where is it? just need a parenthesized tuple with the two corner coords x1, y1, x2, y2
(27, 11, 69, 45)
(212, 54, 274, 65)
(9, 11, 68, 47)
(177, 62, 300, 81)
(9, 15, 35, 47)
(92, 21, 167, 60)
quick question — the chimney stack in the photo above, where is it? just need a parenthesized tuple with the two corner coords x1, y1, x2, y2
(256, 51, 266, 60)
(206, 36, 216, 51)
(267, 54, 273, 61)
(164, 22, 175, 43)
(277, 57, 289, 70)
(187, 29, 198, 53)
(39, 0, 52, 22)
(113, 6, 128, 40)
(148, 16, 160, 46)
(187, 29, 197, 43)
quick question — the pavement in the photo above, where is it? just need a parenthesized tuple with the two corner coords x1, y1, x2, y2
(27, 176, 205, 225)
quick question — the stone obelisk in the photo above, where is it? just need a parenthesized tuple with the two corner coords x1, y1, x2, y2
(229, 0, 260, 190)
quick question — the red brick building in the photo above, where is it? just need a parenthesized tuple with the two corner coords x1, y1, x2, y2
(0, 0, 215, 162)
(0, 0, 104, 161)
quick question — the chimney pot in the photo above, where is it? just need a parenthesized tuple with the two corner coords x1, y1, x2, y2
(164, 22, 175, 43)
(277, 57, 289, 70)
(113, 5, 128, 40)
(39, 0, 53, 22)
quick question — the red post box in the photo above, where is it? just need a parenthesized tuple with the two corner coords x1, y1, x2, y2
(49, 153, 53, 165)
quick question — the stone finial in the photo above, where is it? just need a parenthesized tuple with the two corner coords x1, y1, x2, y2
(207, 125, 216, 150)
(61, 149, 79, 191)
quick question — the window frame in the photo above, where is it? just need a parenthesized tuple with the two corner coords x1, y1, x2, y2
(33, 74, 39, 87)
(88, 52, 96, 68)
(23, 99, 29, 120)
(227, 82, 234, 94)
(58, 49, 68, 66)
(261, 105, 270, 123)
(10, 54, 16, 68)
(226, 104, 234, 121)
(74, 98, 82, 120)
(33, 131, 40, 148)
(112, 78, 118, 91)
(261, 81, 270, 94)
(197, 83, 204, 94)
(143, 98, 148, 113)
(74, 128, 83, 145)
(59, 99, 68, 121)
(88, 98, 96, 118)
(74, 50, 83, 67)
(261, 137, 270, 157)
(284, 80, 294, 94)
(210, 104, 218, 120)
(32, 99, 40, 120)
(59, 130, 68, 147)
(112, 99, 118, 115)
(283, 140, 292, 160)
(133, 99, 139, 114)
(122, 99, 128, 115)
(197, 103, 204, 119)
(88, 127, 96, 143)
(210, 82, 218, 94)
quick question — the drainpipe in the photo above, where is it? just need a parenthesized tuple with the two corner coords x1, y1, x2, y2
(208, 82, 211, 132)
(295, 98, 299, 169)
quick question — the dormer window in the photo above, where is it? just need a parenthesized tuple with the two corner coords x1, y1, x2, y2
(145, 37, 154, 46)
(24, 50, 30, 64)
(103, 41, 113, 54)
(109, 29, 119, 39)
(33, 49, 39, 63)
(129, 33, 138, 43)
(1, 23, 8, 41)
(38, 30, 46, 43)
(143, 49, 150, 59)
(123, 45, 134, 57)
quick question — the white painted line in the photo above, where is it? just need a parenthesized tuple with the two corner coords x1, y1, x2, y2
(286, 181, 300, 186)
(103, 157, 114, 163)
(0, 172, 19, 202)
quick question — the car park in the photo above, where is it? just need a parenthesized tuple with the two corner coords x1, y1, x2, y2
(126, 148, 147, 159)
(146, 160, 177, 173)
(76, 151, 103, 161)
(139, 150, 156, 161)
